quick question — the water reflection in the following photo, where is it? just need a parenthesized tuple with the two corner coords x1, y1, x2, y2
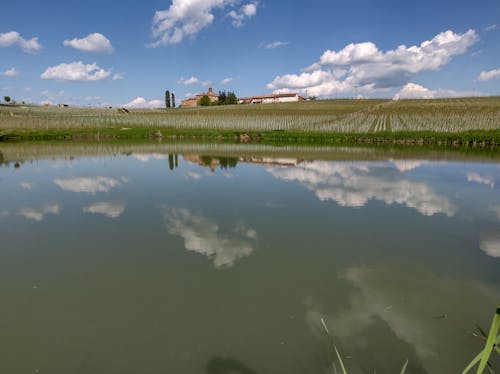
(390, 160, 427, 172)
(82, 201, 126, 219)
(480, 231, 500, 258)
(19, 181, 34, 189)
(19, 203, 60, 221)
(0, 204, 60, 221)
(54, 176, 128, 194)
(305, 266, 500, 373)
(164, 207, 257, 269)
(466, 172, 495, 188)
(267, 161, 456, 216)
(205, 357, 257, 374)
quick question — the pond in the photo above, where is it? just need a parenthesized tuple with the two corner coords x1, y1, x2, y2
(0, 143, 499, 373)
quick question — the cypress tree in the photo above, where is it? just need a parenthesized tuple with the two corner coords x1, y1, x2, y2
(165, 90, 171, 108)
(171, 92, 176, 108)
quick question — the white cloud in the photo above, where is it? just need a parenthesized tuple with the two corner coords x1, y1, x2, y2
(19, 203, 60, 221)
(220, 77, 235, 85)
(164, 207, 257, 268)
(0, 31, 42, 54)
(477, 68, 500, 82)
(262, 40, 290, 49)
(83, 201, 126, 219)
(63, 33, 114, 53)
(393, 83, 434, 100)
(41, 61, 111, 82)
(268, 30, 478, 97)
(150, 0, 258, 46)
(178, 76, 200, 85)
(228, 2, 258, 27)
(54, 176, 126, 194)
(2, 68, 20, 77)
(480, 231, 500, 258)
(485, 24, 497, 32)
(178, 76, 212, 86)
(124, 97, 163, 109)
(267, 161, 456, 217)
(393, 82, 485, 100)
(112, 73, 124, 81)
(466, 172, 495, 188)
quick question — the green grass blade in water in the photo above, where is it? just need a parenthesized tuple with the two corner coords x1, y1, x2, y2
(333, 344, 347, 374)
(477, 306, 500, 374)
(400, 359, 409, 374)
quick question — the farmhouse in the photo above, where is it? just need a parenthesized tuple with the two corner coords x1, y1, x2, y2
(181, 88, 219, 108)
(238, 93, 305, 105)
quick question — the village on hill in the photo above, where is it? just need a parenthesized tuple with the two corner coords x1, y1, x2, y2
(180, 87, 305, 108)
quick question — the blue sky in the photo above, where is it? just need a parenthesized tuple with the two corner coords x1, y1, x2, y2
(1, 0, 499, 107)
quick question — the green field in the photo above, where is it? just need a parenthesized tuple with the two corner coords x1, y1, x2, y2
(1, 97, 500, 145)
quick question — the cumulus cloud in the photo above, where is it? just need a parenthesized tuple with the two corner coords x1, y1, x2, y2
(63, 33, 114, 53)
(466, 172, 495, 188)
(477, 68, 500, 82)
(41, 61, 111, 82)
(83, 201, 126, 219)
(480, 231, 500, 258)
(393, 83, 434, 100)
(393, 83, 484, 100)
(150, 0, 258, 46)
(267, 161, 456, 217)
(164, 207, 257, 268)
(19, 203, 60, 221)
(123, 97, 163, 109)
(268, 30, 478, 97)
(220, 77, 235, 85)
(262, 40, 290, 49)
(112, 73, 124, 81)
(0, 31, 42, 54)
(178, 76, 211, 86)
(54, 176, 127, 194)
(228, 2, 258, 27)
(2, 68, 20, 77)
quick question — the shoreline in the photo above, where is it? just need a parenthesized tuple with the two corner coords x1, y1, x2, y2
(1, 128, 500, 148)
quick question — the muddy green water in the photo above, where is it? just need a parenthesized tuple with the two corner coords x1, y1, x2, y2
(0, 143, 499, 373)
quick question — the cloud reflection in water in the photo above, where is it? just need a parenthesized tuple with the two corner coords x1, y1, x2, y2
(164, 207, 257, 269)
(267, 161, 456, 216)
(83, 201, 126, 219)
(54, 176, 128, 194)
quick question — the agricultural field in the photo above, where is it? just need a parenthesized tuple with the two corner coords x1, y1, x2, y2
(1, 97, 499, 134)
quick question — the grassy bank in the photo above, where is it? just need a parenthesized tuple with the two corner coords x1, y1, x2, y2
(1, 97, 499, 147)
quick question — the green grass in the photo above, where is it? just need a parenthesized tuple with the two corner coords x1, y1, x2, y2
(1, 97, 499, 146)
(463, 305, 500, 374)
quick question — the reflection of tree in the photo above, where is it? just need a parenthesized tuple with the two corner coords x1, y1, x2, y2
(168, 154, 179, 170)
(169, 154, 174, 170)
(205, 357, 257, 374)
(219, 157, 238, 169)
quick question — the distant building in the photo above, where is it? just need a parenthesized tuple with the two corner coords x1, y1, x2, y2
(238, 93, 305, 105)
(181, 88, 219, 108)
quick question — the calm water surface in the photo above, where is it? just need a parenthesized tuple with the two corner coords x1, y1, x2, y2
(0, 144, 499, 373)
